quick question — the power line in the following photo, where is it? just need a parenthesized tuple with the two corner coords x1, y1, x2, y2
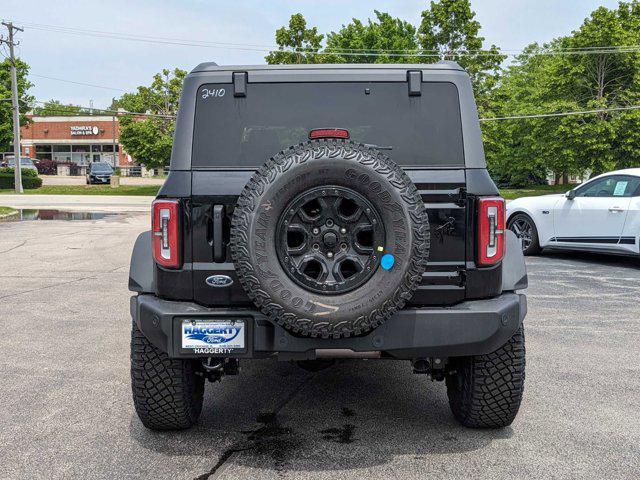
(30, 73, 126, 91)
(14, 21, 272, 53)
(480, 104, 640, 121)
(27, 100, 640, 122)
(8, 19, 640, 58)
(27, 99, 176, 119)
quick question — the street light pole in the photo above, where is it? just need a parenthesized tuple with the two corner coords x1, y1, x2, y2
(1, 21, 25, 193)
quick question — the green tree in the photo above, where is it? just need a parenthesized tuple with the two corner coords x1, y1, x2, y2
(324, 11, 419, 63)
(0, 58, 33, 152)
(418, 0, 505, 107)
(32, 100, 94, 116)
(112, 68, 186, 168)
(484, 1, 640, 185)
(265, 14, 325, 64)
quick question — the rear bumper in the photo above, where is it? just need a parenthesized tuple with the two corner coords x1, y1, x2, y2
(131, 293, 526, 360)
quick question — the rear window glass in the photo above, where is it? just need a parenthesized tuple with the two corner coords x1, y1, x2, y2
(192, 82, 464, 168)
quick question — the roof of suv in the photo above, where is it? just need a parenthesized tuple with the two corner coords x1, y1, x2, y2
(191, 61, 465, 74)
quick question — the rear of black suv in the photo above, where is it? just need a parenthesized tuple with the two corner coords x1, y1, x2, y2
(129, 63, 528, 431)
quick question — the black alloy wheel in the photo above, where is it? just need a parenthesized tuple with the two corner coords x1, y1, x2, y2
(276, 186, 385, 295)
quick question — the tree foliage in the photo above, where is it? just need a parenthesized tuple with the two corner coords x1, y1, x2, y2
(484, 1, 640, 185)
(112, 68, 186, 168)
(0, 58, 33, 152)
(32, 100, 95, 116)
(418, 0, 505, 108)
(324, 11, 419, 64)
(265, 14, 325, 64)
(266, 2, 504, 99)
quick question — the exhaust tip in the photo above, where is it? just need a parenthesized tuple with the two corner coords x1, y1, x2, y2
(412, 358, 431, 374)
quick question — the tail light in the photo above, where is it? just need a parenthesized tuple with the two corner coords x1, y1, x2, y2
(477, 197, 505, 266)
(309, 128, 350, 140)
(152, 199, 181, 269)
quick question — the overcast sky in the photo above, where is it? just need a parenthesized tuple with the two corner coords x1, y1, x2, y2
(3, 0, 622, 109)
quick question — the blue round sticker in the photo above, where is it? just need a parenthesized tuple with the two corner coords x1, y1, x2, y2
(380, 254, 395, 271)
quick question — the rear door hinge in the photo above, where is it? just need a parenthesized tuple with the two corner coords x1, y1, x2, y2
(457, 268, 467, 287)
(455, 187, 467, 207)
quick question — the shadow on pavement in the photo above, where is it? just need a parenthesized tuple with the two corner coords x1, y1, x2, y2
(129, 359, 513, 475)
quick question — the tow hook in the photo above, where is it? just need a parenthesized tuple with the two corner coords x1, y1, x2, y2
(199, 358, 240, 382)
(412, 357, 446, 381)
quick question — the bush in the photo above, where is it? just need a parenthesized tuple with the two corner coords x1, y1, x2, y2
(0, 173, 43, 189)
(34, 159, 58, 175)
(0, 167, 39, 178)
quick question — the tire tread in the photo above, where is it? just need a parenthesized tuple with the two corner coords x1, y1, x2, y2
(130, 321, 204, 430)
(447, 326, 526, 428)
(230, 140, 430, 339)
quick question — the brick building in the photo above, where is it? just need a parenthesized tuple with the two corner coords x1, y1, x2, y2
(17, 115, 134, 168)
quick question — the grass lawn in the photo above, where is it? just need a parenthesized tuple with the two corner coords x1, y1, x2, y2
(0, 185, 160, 196)
(500, 184, 571, 200)
(0, 206, 17, 218)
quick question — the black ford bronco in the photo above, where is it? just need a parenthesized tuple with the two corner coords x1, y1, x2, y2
(128, 63, 528, 431)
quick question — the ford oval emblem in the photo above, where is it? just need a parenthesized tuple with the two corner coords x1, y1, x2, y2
(205, 275, 234, 288)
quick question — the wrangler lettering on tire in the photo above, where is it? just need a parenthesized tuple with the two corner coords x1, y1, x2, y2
(231, 140, 430, 338)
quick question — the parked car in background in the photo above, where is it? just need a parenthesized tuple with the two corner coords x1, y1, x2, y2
(3, 157, 38, 172)
(507, 168, 640, 256)
(86, 162, 113, 184)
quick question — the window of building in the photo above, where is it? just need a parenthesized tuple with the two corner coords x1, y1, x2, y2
(34, 144, 52, 161)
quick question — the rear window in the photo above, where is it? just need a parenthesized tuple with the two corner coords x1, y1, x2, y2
(192, 82, 464, 168)
(91, 163, 112, 172)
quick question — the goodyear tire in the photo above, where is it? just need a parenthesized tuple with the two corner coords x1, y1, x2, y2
(231, 139, 430, 339)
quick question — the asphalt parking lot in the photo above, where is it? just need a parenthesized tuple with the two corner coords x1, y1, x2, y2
(1, 213, 639, 480)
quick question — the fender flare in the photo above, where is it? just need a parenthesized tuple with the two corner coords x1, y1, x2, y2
(502, 230, 528, 291)
(129, 231, 155, 293)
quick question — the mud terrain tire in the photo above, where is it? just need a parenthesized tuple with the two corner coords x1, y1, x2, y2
(446, 325, 526, 428)
(131, 321, 205, 430)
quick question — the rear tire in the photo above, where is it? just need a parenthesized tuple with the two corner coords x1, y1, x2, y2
(130, 321, 205, 430)
(446, 325, 525, 428)
(508, 213, 541, 256)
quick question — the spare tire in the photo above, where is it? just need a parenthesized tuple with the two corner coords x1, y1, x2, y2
(231, 140, 429, 339)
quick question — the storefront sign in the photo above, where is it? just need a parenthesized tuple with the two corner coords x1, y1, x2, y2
(70, 126, 99, 136)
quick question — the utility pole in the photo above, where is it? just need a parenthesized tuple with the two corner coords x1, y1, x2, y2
(1, 21, 24, 193)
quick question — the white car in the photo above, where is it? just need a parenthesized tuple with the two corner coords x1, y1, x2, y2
(507, 168, 640, 256)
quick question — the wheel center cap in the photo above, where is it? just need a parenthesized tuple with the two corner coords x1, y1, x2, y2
(323, 231, 338, 247)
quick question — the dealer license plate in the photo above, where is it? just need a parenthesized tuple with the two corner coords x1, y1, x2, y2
(181, 319, 245, 351)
